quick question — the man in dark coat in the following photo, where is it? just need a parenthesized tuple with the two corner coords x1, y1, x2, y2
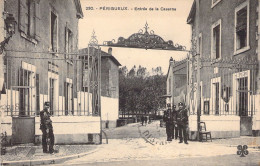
(172, 105, 178, 140)
(163, 103, 173, 141)
(144, 116, 148, 125)
(141, 115, 144, 126)
(40, 102, 55, 154)
(177, 102, 189, 144)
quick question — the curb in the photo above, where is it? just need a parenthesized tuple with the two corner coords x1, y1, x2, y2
(1, 146, 100, 166)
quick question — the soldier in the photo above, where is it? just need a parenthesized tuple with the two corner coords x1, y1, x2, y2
(40, 102, 55, 154)
(177, 102, 188, 144)
(141, 115, 144, 126)
(163, 103, 173, 141)
(172, 105, 178, 140)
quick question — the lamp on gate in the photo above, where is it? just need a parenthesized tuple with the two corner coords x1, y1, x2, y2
(0, 13, 16, 54)
(5, 13, 16, 35)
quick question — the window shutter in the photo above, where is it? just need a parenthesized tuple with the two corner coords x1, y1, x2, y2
(29, 2, 35, 37)
(35, 1, 41, 41)
(65, 24, 68, 58)
(19, 0, 27, 32)
(53, 18, 58, 52)
(69, 32, 73, 54)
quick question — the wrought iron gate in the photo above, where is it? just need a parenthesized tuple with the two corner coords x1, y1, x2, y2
(1, 32, 102, 143)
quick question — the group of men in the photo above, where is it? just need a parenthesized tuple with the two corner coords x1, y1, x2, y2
(163, 102, 188, 144)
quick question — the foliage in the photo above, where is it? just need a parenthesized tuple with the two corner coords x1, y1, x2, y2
(119, 65, 166, 116)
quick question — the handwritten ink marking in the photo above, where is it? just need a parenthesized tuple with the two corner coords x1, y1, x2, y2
(138, 125, 169, 146)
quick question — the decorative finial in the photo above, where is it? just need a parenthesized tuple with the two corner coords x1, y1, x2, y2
(91, 30, 96, 38)
(89, 29, 99, 46)
(144, 22, 149, 33)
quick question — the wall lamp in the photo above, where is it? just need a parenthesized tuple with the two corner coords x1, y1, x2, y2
(0, 13, 16, 54)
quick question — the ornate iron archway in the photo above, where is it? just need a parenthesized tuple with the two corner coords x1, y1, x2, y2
(103, 22, 187, 51)
(88, 22, 189, 122)
(88, 23, 191, 143)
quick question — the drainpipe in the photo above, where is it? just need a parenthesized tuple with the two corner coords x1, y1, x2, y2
(99, 47, 102, 144)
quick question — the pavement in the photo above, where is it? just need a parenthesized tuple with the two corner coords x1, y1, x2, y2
(1, 121, 260, 166)
(62, 137, 260, 165)
(0, 144, 99, 165)
(61, 121, 260, 165)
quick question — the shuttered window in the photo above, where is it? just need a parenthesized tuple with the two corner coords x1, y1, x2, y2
(234, 0, 249, 53)
(51, 12, 57, 52)
(213, 25, 220, 59)
(19, 0, 40, 40)
(211, 19, 221, 60)
(65, 24, 73, 62)
(236, 7, 247, 50)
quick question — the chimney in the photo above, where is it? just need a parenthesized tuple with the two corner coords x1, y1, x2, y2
(108, 47, 112, 55)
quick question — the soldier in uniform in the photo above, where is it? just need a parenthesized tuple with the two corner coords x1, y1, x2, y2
(163, 103, 173, 141)
(177, 102, 188, 144)
(172, 105, 178, 140)
(40, 102, 55, 154)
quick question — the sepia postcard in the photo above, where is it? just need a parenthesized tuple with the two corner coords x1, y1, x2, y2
(0, 0, 260, 165)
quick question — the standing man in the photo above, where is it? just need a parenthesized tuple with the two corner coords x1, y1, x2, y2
(141, 115, 144, 126)
(177, 102, 188, 144)
(172, 105, 178, 140)
(163, 103, 173, 141)
(144, 116, 148, 125)
(40, 102, 55, 154)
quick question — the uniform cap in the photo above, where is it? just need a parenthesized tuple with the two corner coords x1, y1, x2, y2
(44, 102, 50, 107)
(178, 102, 184, 106)
(173, 105, 176, 108)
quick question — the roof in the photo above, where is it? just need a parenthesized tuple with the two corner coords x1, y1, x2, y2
(187, 0, 196, 24)
(74, 0, 83, 19)
(78, 47, 121, 66)
(166, 58, 187, 79)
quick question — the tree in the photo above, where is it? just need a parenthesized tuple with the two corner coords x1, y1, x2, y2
(119, 65, 166, 118)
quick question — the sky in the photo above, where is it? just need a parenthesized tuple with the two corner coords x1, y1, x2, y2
(79, 0, 193, 74)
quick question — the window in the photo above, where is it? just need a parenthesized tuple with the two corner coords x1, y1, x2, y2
(211, 77, 220, 115)
(211, 20, 221, 60)
(65, 25, 73, 62)
(238, 77, 248, 116)
(48, 71, 59, 116)
(211, 0, 222, 8)
(49, 78, 55, 115)
(65, 81, 73, 115)
(50, 11, 57, 52)
(18, 62, 36, 117)
(19, 69, 32, 116)
(204, 101, 210, 115)
(36, 74, 40, 115)
(19, 0, 40, 41)
(234, 0, 249, 54)
(214, 82, 220, 114)
(233, 70, 250, 116)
